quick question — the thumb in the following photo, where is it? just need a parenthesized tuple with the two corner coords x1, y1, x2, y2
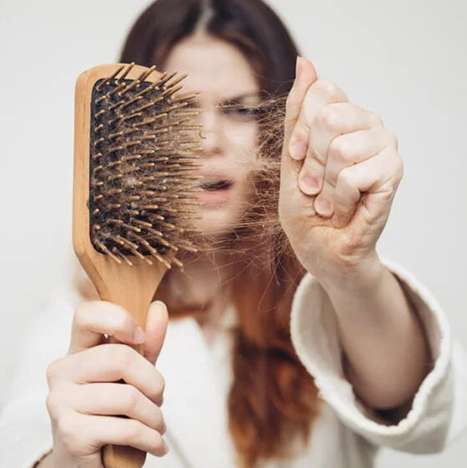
(143, 300, 169, 366)
(283, 57, 317, 148)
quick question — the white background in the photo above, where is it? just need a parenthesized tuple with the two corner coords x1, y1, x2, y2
(0, 0, 466, 466)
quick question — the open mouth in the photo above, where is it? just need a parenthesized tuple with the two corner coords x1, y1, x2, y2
(196, 175, 235, 205)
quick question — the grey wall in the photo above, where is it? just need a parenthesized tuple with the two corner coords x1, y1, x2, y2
(0, 0, 465, 466)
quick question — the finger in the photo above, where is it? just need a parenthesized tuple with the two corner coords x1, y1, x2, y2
(299, 104, 383, 196)
(81, 414, 169, 456)
(72, 383, 166, 433)
(288, 79, 348, 161)
(143, 301, 169, 366)
(284, 57, 318, 149)
(331, 149, 402, 227)
(325, 127, 393, 187)
(298, 104, 378, 196)
(313, 128, 396, 217)
(55, 344, 165, 405)
(69, 302, 145, 354)
(312, 105, 383, 167)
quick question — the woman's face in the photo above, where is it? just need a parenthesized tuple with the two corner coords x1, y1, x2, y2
(164, 34, 260, 237)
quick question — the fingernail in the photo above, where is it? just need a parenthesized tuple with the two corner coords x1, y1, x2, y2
(133, 327, 145, 344)
(290, 140, 307, 160)
(299, 175, 320, 195)
(315, 197, 333, 216)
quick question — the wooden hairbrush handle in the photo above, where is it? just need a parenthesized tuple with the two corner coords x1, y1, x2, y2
(103, 443, 146, 468)
(85, 262, 166, 468)
(100, 270, 157, 468)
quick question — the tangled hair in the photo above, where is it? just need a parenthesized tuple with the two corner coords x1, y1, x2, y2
(77, 1, 322, 467)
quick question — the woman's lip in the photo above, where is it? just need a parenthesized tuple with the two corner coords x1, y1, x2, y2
(197, 186, 234, 205)
(195, 168, 237, 205)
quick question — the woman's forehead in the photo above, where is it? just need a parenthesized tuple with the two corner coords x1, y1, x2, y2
(163, 34, 259, 99)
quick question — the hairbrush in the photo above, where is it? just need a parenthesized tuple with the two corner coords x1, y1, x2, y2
(73, 63, 200, 468)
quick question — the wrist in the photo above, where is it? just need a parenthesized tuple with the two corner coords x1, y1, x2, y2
(313, 250, 384, 295)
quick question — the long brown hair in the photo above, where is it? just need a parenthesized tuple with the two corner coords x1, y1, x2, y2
(119, 1, 321, 466)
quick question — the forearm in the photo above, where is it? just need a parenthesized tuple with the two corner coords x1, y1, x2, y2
(319, 260, 431, 409)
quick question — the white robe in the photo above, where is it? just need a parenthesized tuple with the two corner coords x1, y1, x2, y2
(1, 258, 466, 468)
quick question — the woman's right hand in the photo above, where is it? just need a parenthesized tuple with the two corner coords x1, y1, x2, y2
(44, 300, 170, 468)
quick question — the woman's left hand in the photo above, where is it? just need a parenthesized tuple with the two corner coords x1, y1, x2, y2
(279, 57, 404, 284)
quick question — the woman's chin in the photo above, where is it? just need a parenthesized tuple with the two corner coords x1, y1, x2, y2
(196, 206, 240, 238)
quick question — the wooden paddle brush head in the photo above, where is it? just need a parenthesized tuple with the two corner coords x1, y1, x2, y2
(73, 63, 201, 291)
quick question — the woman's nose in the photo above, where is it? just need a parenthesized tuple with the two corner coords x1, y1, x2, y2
(200, 109, 223, 157)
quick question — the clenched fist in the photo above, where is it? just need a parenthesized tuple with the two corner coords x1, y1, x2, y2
(279, 57, 403, 283)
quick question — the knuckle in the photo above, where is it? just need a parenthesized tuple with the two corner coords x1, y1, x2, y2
(126, 419, 144, 441)
(159, 413, 167, 434)
(158, 373, 166, 395)
(75, 301, 130, 335)
(150, 433, 166, 457)
(336, 167, 354, 188)
(143, 370, 165, 406)
(112, 311, 139, 340)
(112, 309, 132, 332)
(124, 386, 141, 413)
(317, 105, 341, 130)
(47, 385, 73, 420)
(46, 358, 63, 386)
(73, 303, 108, 338)
(315, 79, 339, 98)
(386, 131, 399, 150)
(368, 111, 384, 126)
(151, 372, 165, 404)
(73, 302, 93, 328)
(329, 138, 353, 161)
(147, 405, 164, 431)
(113, 345, 134, 370)
(46, 392, 60, 417)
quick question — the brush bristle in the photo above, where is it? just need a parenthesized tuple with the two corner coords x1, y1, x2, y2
(89, 63, 201, 267)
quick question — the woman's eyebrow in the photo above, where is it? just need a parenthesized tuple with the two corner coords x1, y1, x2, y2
(221, 91, 261, 105)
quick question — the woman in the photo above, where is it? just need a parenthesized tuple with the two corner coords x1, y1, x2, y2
(1, 0, 466, 467)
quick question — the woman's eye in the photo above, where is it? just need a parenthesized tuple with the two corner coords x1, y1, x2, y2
(183, 100, 199, 110)
(221, 105, 259, 121)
